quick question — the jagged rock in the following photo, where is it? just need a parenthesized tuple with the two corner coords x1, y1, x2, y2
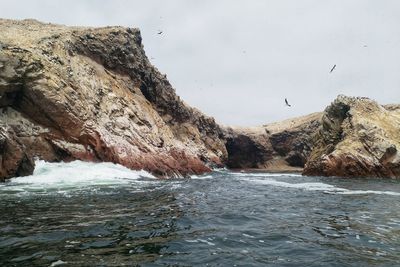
(303, 95, 400, 178)
(0, 18, 226, 179)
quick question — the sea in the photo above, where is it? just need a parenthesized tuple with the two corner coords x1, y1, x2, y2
(1, 160, 399, 266)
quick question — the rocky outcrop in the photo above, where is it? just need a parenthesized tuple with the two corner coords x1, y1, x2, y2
(2, 20, 399, 180)
(303, 95, 400, 178)
(0, 19, 226, 178)
(225, 112, 321, 172)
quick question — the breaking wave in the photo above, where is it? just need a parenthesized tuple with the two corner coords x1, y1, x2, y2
(0, 160, 155, 195)
(239, 176, 400, 196)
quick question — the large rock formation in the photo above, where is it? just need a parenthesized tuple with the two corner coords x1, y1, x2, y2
(0, 19, 227, 179)
(303, 95, 400, 178)
(225, 112, 321, 172)
(1, 20, 399, 180)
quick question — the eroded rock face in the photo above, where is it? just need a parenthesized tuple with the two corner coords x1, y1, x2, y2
(225, 129, 273, 169)
(0, 19, 227, 178)
(225, 112, 321, 171)
(0, 126, 35, 181)
(303, 95, 400, 178)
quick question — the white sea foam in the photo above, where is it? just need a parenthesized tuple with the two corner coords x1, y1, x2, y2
(191, 175, 213, 180)
(240, 177, 400, 196)
(185, 239, 199, 243)
(50, 260, 67, 267)
(232, 172, 302, 178)
(197, 239, 216, 246)
(0, 160, 155, 194)
(242, 233, 255, 238)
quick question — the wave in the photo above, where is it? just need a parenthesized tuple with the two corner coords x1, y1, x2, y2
(230, 172, 302, 178)
(3, 161, 399, 197)
(0, 160, 155, 194)
(240, 177, 400, 196)
(191, 174, 214, 180)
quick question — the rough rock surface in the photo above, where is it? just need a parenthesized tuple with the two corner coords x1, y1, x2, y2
(0, 19, 227, 178)
(0, 126, 35, 181)
(303, 95, 400, 178)
(225, 112, 321, 172)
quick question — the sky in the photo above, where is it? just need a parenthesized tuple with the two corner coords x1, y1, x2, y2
(1, 0, 399, 126)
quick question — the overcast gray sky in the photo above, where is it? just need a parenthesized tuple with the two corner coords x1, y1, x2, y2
(1, 0, 399, 126)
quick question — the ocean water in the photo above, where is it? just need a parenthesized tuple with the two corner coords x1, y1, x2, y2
(1, 161, 400, 266)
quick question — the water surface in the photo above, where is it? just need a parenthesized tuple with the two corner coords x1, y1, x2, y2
(1, 160, 400, 266)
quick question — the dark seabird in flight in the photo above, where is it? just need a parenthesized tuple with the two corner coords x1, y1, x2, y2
(285, 98, 291, 107)
(157, 30, 163, 35)
(330, 64, 336, 73)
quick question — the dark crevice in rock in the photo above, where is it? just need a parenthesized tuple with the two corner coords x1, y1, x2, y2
(225, 135, 272, 169)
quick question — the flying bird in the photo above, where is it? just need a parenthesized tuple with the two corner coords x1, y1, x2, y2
(157, 30, 163, 35)
(330, 64, 336, 73)
(285, 98, 291, 107)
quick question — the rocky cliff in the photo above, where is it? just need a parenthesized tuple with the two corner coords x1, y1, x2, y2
(303, 95, 400, 178)
(0, 19, 227, 179)
(225, 112, 321, 172)
(1, 20, 398, 180)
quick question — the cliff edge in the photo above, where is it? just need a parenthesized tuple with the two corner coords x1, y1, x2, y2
(0, 19, 226, 179)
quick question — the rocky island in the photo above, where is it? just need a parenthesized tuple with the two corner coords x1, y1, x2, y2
(304, 95, 400, 178)
(1, 19, 399, 180)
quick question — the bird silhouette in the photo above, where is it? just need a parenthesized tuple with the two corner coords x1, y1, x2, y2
(330, 64, 336, 73)
(285, 98, 291, 107)
(157, 30, 163, 35)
